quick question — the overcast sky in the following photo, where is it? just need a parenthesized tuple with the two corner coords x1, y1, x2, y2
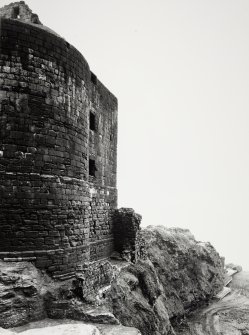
(1, 0, 249, 270)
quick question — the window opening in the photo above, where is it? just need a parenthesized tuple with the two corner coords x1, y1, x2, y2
(89, 112, 96, 131)
(89, 159, 96, 177)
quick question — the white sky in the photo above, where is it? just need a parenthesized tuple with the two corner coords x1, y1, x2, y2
(1, 0, 249, 270)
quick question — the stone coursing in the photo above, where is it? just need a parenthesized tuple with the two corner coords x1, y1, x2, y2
(0, 2, 118, 278)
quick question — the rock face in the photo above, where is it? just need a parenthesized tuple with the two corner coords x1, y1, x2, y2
(174, 271, 249, 334)
(0, 260, 120, 329)
(0, 261, 49, 328)
(108, 226, 225, 335)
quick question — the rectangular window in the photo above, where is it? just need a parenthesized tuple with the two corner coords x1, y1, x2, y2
(89, 159, 96, 177)
(89, 112, 96, 131)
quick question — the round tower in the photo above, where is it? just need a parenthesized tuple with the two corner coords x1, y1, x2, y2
(0, 2, 118, 279)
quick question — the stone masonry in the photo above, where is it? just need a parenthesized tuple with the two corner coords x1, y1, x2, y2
(0, 2, 118, 279)
(0, 1, 41, 24)
(113, 208, 145, 263)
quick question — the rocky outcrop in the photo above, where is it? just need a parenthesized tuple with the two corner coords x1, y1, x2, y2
(0, 260, 120, 329)
(0, 261, 50, 328)
(0, 226, 225, 335)
(107, 226, 224, 335)
(174, 271, 249, 334)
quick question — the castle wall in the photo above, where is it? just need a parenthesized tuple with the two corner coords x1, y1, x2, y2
(0, 17, 118, 278)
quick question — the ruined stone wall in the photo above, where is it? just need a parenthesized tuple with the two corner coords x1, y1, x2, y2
(0, 16, 118, 278)
(0, 1, 41, 24)
(75, 260, 114, 301)
(113, 208, 145, 262)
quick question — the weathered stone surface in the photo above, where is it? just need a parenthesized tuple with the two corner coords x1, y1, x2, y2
(3, 319, 142, 335)
(174, 271, 249, 335)
(0, 261, 49, 328)
(0, 259, 119, 328)
(46, 298, 119, 325)
(98, 324, 142, 335)
(74, 260, 114, 301)
(108, 226, 225, 335)
(143, 227, 224, 315)
(108, 259, 174, 335)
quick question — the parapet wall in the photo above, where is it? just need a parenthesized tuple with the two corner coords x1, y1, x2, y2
(0, 12, 118, 278)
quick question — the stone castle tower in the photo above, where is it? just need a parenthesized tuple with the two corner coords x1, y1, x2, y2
(0, 2, 118, 280)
